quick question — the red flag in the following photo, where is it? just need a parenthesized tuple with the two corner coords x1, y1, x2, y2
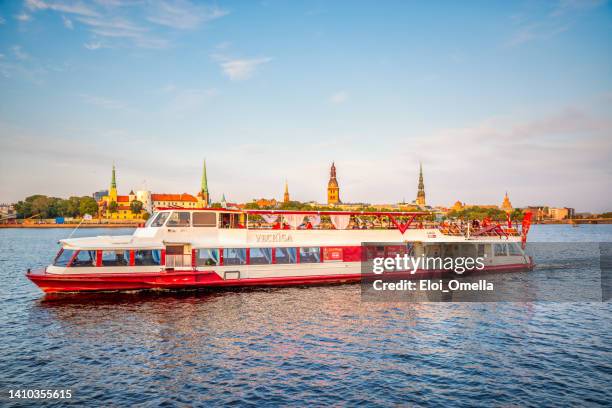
(506, 212, 512, 228)
(521, 212, 533, 249)
(388, 215, 416, 234)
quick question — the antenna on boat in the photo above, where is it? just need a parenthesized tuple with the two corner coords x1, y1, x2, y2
(67, 214, 93, 239)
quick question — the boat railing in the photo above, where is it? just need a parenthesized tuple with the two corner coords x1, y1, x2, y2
(438, 223, 521, 239)
(244, 220, 442, 231)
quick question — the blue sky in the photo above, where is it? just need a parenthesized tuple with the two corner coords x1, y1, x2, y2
(0, 0, 611, 212)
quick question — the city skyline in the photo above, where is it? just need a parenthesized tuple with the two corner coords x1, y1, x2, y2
(86, 161, 570, 211)
(0, 1, 611, 212)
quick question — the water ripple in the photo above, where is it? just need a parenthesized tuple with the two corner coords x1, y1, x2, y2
(0, 226, 611, 406)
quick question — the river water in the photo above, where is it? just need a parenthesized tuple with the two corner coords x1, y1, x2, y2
(0, 225, 611, 406)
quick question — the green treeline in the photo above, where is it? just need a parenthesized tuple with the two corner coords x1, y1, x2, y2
(13, 195, 99, 219)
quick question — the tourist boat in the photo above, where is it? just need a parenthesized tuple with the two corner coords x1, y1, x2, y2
(26, 208, 534, 293)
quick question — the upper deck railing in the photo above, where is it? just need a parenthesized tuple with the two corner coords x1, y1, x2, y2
(153, 207, 525, 238)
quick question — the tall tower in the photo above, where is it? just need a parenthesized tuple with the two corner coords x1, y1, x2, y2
(200, 159, 210, 207)
(327, 162, 340, 205)
(501, 191, 513, 213)
(283, 180, 290, 203)
(109, 164, 118, 202)
(415, 162, 426, 207)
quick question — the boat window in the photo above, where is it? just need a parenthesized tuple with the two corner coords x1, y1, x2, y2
(135, 250, 161, 266)
(275, 247, 297, 264)
(71, 250, 96, 267)
(193, 212, 216, 227)
(196, 249, 219, 266)
(300, 247, 321, 263)
(508, 243, 523, 256)
(53, 249, 75, 267)
(101, 251, 129, 266)
(219, 213, 242, 229)
(222, 248, 247, 265)
(144, 213, 157, 228)
(151, 212, 170, 227)
(494, 244, 508, 257)
(167, 212, 191, 227)
(250, 248, 273, 265)
(477, 244, 485, 257)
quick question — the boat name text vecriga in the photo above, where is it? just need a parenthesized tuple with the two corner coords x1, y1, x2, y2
(255, 233, 294, 243)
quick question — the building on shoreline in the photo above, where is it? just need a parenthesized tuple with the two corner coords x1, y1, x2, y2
(524, 206, 549, 221)
(196, 159, 210, 207)
(327, 162, 341, 205)
(98, 165, 144, 220)
(0, 203, 15, 223)
(501, 192, 513, 213)
(284, 181, 290, 203)
(92, 190, 108, 202)
(97, 161, 211, 219)
(549, 207, 575, 220)
(416, 163, 426, 207)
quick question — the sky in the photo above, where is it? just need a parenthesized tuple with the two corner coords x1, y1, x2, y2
(0, 0, 611, 212)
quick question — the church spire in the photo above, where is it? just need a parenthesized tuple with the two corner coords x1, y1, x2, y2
(109, 164, 118, 202)
(501, 191, 513, 213)
(200, 159, 210, 207)
(201, 159, 208, 194)
(111, 164, 117, 189)
(327, 162, 340, 205)
(284, 180, 290, 203)
(416, 162, 426, 207)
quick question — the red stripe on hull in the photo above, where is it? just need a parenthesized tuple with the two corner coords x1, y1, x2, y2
(26, 262, 534, 293)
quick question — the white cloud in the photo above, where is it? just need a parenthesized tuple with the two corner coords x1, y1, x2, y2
(62, 15, 73, 29)
(160, 83, 177, 92)
(26, 0, 99, 17)
(507, 0, 606, 46)
(215, 41, 231, 50)
(12, 46, 29, 60)
(329, 90, 349, 104)
(76, 15, 170, 49)
(214, 56, 272, 81)
(84, 41, 102, 50)
(0, 15, 6, 24)
(80, 94, 127, 110)
(23, 0, 229, 49)
(507, 22, 570, 47)
(146, 0, 229, 29)
(163, 88, 218, 117)
(15, 13, 32, 22)
(77, 16, 146, 36)
(551, 0, 606, 17)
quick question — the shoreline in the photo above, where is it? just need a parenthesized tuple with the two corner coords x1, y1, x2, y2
(2, 220, 611, 229)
